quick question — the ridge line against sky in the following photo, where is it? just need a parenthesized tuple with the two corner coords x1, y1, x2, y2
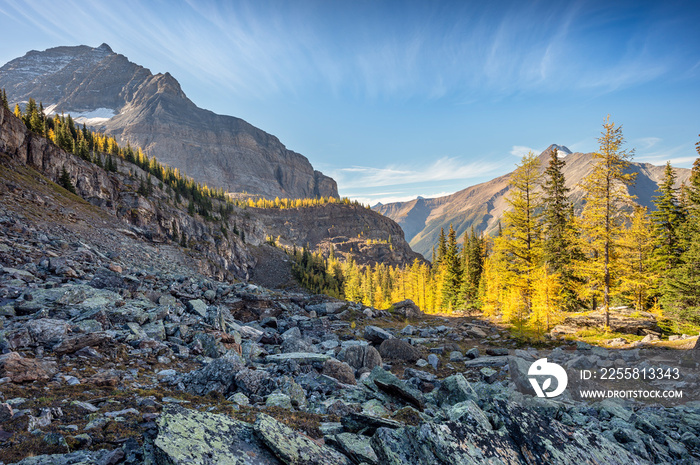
(1, 0, 699, 205)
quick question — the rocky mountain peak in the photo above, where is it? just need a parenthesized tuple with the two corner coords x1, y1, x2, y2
(540, 144, 573, 161)
(97, 42, 114, 53)
(0, 45, 338, 199)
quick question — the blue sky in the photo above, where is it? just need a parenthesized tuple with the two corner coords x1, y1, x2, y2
(1, 0, 699, 205)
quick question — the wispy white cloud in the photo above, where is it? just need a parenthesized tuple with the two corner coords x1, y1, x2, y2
(4, 0, 696, 103)
(343, 192, 454, 207)
(637, 137, 662, 149)
(510, 145, 540, 158)
(331, 157, 502, 189)
(635, 143, 697, 168)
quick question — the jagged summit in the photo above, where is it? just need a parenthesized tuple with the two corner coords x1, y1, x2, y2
(97, 42, 113, 52)
(0, 44, 338, 199)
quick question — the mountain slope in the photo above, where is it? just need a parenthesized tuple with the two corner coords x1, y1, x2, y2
(0, 105, 418, 277)
(0, 44, 337, 199)
(375, 145, 691, 258)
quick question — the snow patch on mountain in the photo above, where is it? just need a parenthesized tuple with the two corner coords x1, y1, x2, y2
(42, 105, 116, 126)
(550, 144, 572, 156)
(71, 108, 116, 125)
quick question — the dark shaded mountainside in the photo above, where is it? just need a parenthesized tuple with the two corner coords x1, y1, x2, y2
(0, 43, 337, 200)
(0, 105, 420, 281)
(375, 145, 691, 258)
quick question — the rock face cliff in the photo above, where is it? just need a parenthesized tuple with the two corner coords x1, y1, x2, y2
(250, 203, 424, 266)
(376, 145, 691, 258)
(0, 104, 254, 281)
(0, 44, 338, 199)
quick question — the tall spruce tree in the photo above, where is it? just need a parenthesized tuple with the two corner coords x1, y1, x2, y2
(541, 147, 582, 309)
(1, 89, 8, 111)
(459, 228, 485, 308)
(577, 117, 636, 327)
(651, 162, 685, 273)
(434, 228, 447, 266)
(662, 140, 700, 324)
(440, 224, 461, 309)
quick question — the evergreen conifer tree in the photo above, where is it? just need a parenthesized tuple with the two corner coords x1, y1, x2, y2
(651, 162, 685, 274)
(662, 139, 700, 323)
(59, 166, 76, 194)
(1, 89, 8, 111)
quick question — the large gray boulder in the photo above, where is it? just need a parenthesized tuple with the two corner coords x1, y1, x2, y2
(338, 345, 382, 372)
(390, 300, 424, 319)
(363, 326, 394, 344)
(178, 352, 244, 396)
(378, 338, 421, 363)
(254, 413, 352, 465)
(154, 405, 282, 464)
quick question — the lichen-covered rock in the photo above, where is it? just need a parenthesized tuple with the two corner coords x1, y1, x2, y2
(329, 433, 379, 465)
(435, 373, 473, 407)
(366, 366, 424, 410)
(446, 399, 492, 429)
(9, 449, 115, 465)
(254, 413, 352, 465)
(186, 299, 208, 318)
(372, 400, 644, 465)
(154, 405, 282, 464)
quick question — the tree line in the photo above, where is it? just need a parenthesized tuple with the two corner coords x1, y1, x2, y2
(292, 118, 700, 335)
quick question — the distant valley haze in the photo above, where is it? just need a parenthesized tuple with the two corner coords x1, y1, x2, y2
(1, 0, 699, 205)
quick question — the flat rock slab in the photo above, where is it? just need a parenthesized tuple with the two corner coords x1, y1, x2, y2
(367, 366, 424, 410)
(363, 325, 394, 344)
(265, 352, 331, 364)
(154, 405, 282, 465)
(9, 449, 114, 464)
(463, 355, 510, 368)
(254, 413, 351, 465)
(331, 433, 379, 465)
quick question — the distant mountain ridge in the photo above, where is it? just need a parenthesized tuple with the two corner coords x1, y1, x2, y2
(0, 44, 338, 200)
(375, 145, 691, 258)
